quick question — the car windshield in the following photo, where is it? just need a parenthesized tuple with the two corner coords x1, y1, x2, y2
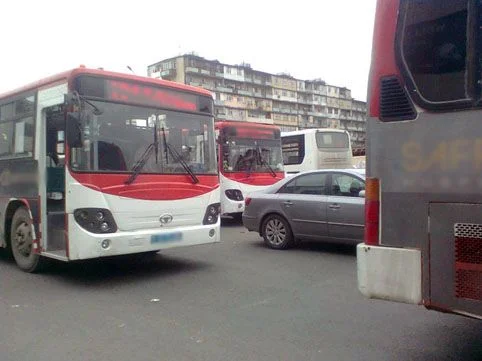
(221, 138, 283, 173)
(70, 101, 217, 174)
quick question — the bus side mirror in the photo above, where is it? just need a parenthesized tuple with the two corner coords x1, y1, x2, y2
(359, 190, 365, 198)
(66, 114, 82, 148)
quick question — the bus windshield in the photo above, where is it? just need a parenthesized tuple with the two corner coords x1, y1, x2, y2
(70, 101, 217, 175)
(222, 138, 283, 173)
(315, 132, 349, 149)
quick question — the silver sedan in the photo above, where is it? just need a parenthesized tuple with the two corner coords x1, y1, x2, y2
(242, 169, 365, 249)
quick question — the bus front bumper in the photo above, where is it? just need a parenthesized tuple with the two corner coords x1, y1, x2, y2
(68, 215, 220, 260)
(221, 198, 244, 215)
(357, 244, 422, 305)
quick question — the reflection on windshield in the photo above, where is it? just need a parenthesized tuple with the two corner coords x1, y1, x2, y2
(70, 101, 217, 175)
(222, 139, 283, 173)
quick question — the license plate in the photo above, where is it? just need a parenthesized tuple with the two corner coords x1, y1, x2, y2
(151, 232, 183, 244)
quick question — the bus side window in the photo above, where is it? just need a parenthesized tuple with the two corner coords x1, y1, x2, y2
(282, 135, 304, 165)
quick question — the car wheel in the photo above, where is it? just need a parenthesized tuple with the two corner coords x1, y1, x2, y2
(262, 214, 293, 250)
(10, 207, 46, 273)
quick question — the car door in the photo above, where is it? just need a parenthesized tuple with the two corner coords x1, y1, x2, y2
(326, 172, 365, 242)
(277, 172, 329, 239)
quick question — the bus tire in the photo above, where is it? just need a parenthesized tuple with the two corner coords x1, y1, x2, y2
(10, 207, 46, 273)
(261, 214, 293, 250)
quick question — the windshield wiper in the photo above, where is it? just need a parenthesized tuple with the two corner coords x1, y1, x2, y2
(125, 123, 159, 185)
(161, 127, 199, 184)
(125, 143, 156, 185)
(72, 91, 103, 115)
(256, 146, 277, 177)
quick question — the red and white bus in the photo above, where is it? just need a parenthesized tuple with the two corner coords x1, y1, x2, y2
(216, 121, 284, 217)
(357, 0, 482, 318)
(0, 67, 220, 272)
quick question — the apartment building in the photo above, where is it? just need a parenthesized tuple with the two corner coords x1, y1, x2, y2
(148, 54, 367, 151)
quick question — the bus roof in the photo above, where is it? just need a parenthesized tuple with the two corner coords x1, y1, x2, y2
(215, 120, 280, 130)
(0, 67, 213, 100)
(281, 128, 349, 137)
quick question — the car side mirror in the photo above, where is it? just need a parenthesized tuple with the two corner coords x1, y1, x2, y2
(359, 190, 365, 198)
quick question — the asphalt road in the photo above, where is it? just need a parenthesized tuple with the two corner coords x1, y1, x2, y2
(1, 219, 481, 361)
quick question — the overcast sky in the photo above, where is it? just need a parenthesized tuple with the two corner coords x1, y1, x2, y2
(1, 0, 376, 100)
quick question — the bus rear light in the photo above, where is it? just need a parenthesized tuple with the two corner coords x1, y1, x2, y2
(203, 203, 221, 225)
(74, 208, 117, 234)
(365, 178, 380, 246)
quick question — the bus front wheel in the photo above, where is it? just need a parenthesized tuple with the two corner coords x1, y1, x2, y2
(10, 207, 45, 273)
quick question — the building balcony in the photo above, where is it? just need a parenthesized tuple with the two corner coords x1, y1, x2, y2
(253, 92, 264, 98)
(214, 100, 224, 106)
(238, 90, 253, 96)
(150, 71, 161, 79)
(216, 86, 234, 93)
(200, 69, 210, 75)
(273, 95, 297, 103)
(224, 114, 246, 121)
(247, 116, 274, 125)
(186, 67, 200, 73)
(215, 72, 225, 78)
(161, 69, 176, 77)
(253, 79, 262, 85)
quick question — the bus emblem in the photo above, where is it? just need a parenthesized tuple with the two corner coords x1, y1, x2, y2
(159, 214, 173, 225)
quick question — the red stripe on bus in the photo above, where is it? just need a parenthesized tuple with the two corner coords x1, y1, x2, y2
(221, 172, 284, 186)
(70, 172, 219, 200)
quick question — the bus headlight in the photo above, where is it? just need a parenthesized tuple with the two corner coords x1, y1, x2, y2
(74, 208, 118, 234)
(225, 189, 244, 201)
(203, 203, 220, 225)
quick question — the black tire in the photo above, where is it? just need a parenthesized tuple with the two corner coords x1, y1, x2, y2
(261, 214, 293, 250)
(10, 207, 46, 273)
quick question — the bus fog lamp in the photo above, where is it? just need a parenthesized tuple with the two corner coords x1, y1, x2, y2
(101, 239, 111, 249)
(209, 229, 215, 237)
(203, 202, 220, 225)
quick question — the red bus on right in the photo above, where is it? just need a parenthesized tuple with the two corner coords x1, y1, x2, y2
(357, 0, 482, 319)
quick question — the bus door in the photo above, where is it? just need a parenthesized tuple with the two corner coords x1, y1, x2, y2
(45, 105, 66, 253)
(37, 84, 68, 256)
